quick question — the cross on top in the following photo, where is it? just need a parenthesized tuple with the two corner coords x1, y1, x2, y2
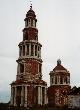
(30, 0, 32, 9)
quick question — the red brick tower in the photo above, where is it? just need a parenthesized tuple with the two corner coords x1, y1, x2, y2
(48, 59, 71, 107)
(10, 5, 47, 108)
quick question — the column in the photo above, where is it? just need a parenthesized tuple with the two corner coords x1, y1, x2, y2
(19, 47, 20, 57)
(63, 77, 65, 84)
(14, 87, 17, 106)
(20, 86, 24, 106)
(33, 20, 35, 27)
(67, 76, 70, 84)
(57, 76, 59, 84)
(38, 86, 41, 105)
(10, 87, 14, 105)
(24, 63, 25, 75)
(28, 19, 31, 27)
(44, 87, 47, 105)
(39, 47, 41, 58)
(62, 77, 64, 84)
(25, 45, 27, 56)
(19, 46, 21, 56)
(29, 44, 31, 56)
(53, 76, 55, 84)
(59, 76, 60, 84)
(24, 86, 27, 107)
(22, 46, 23, 57)
(33, 45, 35, 57)
(40, 87, 42, 105)
(37, 45, 38, 57)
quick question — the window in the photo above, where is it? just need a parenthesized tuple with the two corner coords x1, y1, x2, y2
(20, 64, 24, 73)
(38, 46, 40, 51)
(60, 76, 63, 84)
(51, 78, 53, 84)
(27, 19, 28, 26)
(26, 32, 28, 40)
(26, 44, 29, 55)
(31, 19, 33, 26)
(23, 31, 28, 40)
(19, 46, 22, 56)
(64, 77, 68, 84)
(31, 44, 34, 56)
(35, 35, 38, 40)
(39, 64, 41, 73)
(28, 19, 30, 22)
(23, 45, 25, 56)
(35, 45, 37, 56)
(55, 76, 57, 84)
(35, 20, 36, 27)
(38, 46, 40, 58)
(28, 19, 31, 26)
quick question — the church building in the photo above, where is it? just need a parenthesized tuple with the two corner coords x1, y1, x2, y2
(48, 59, 71, 107)
(10, 5, 47, 107)
(10, 3, 72, 108)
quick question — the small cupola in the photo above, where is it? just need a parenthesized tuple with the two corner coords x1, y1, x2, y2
(57, 59, 61, 66)
(24, 4, 37, 28)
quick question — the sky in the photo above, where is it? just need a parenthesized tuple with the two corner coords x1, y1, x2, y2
(0, 0, 80, 102)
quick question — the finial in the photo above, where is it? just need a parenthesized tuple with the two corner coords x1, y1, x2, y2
(30, 1, 32, 10)
(57, 59, 61, 65)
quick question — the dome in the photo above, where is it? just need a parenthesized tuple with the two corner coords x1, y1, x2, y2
(26, 6, 36, 18)
(57, 59, 61, 65)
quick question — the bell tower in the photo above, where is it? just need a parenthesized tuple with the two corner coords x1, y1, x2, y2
(10, 5, 47, 108)
(17, 5, 42, 81)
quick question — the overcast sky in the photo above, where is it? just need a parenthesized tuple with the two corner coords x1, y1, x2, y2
(0, 0, 80, 102)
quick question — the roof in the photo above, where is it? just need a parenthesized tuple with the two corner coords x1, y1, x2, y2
(26, 6, 36, 18)
(53, 64, 67, 71)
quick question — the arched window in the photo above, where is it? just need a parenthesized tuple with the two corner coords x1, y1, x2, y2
(19, 46, 22, 56)
(23, 45, 25, 56)
(31, 19, 33, 26)
(55, 76, 57, 84)
(28, 19, 31, 26)
(20, 63, 24, 73)
(60, 76, 63, 84)
(31, 44, 34, 56)
(26, 44, 29, 55)
(35, 45, 37, 56)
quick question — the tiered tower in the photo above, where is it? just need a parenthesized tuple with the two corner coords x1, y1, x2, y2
(48, 59, 71, 107)
(10, 5, 47, 107)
